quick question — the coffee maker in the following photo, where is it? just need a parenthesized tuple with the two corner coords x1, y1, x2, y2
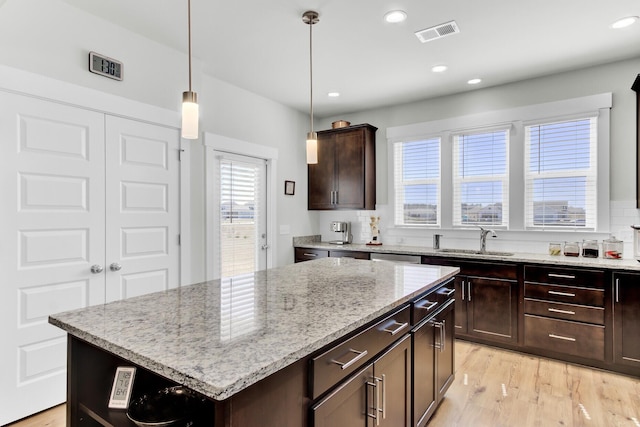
(329, 221, 352, 245)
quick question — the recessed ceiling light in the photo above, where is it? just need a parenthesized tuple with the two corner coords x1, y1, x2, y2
(328, 92, 340, 98)
(611, 16, 638, 29)
(384, 10, 407, 24)
(467, 78, 482, 85)
(431, 65, 448, 73)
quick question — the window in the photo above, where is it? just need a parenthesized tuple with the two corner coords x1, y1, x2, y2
(393, 138, 441, 226)
(387, 93, 611, 232)
(524, 117, 597, 229)
(452, 129, 509, 227)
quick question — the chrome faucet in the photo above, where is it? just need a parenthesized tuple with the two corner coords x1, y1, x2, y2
(479, 226, 497, 253)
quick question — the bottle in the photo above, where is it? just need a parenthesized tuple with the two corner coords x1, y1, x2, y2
(603, 236, 623, 259)
(582, 240, 599, 258)
(563, 241, 580, 257)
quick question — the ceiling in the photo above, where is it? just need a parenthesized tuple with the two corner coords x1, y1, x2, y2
(61, 0, 640, 118)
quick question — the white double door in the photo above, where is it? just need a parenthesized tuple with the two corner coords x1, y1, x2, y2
(0, 91, 181, 424)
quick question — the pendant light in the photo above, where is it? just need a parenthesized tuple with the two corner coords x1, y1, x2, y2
(303, 11, 319, 164)
(181, 0, 199, 139)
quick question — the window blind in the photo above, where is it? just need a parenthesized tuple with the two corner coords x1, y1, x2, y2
(217, 155, 263, 277)
(452, 129, 509, 227)
(393, 138, 441, 226)
(524, 117, 597, 229)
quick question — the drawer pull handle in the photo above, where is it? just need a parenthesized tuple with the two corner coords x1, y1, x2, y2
(548, 290, 576, 297)
(548, 308, 575, 315)
(416, 300, 438, 311)
(548, 333, 576, 342)
(303, 253, 318, 257)
(383, 321, 409, 336)
(548, 273, 575, 279)
(332, 349, 369, 370)
(441, 287, 455, 297)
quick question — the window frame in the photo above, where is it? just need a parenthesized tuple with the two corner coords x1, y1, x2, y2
(387, 93, 611, 233)
(451, 126, 511, 229)
(392, 137, 442, 227)
(523, 115, 598, 231)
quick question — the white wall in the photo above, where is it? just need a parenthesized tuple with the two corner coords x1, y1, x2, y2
(3, 0, 640, 266)
(316, 57, 640, 256)
(0, 0, 313, 282)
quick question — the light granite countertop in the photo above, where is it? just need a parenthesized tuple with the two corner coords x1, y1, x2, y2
(294, 240, 640, 271)
(49, 258, 458, 401)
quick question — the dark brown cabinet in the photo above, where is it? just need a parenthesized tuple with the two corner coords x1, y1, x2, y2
(422, 257, 518, 345)
(308, 124, 377, 210)
(295, 247, 329, 263)
(613, 272, 640, 370)
(294, 248, 370, 263)
(435, 300, 455, 404)
(412, 282, 455, 427)
(524, 265, 605, 361)
(311, 335, 411, 427)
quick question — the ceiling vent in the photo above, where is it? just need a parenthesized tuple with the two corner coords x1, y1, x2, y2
(415, 20, 460, 43)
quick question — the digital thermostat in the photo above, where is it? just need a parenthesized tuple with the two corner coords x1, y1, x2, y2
(108, 366, 136, 409)
(89, 51, 123, 81)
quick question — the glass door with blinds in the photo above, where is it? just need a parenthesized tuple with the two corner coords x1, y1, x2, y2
(211, 152, 268, 279)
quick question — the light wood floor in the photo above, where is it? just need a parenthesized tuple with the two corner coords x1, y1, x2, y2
(9, 341, 640, 427)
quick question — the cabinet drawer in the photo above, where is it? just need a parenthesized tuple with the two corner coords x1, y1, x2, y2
(295, 247, 329, 262)
(310, 305, 410, 399)
(524, 298, 604, 325)
(412, 281, 455, 325)
(525, 283, 604, 306)
(524, 315, 604, 361)
(329, 250, 370, 260)
(524, 265, 605, 289)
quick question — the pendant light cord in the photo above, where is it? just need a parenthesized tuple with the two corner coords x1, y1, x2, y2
(309, 18, 314, 134)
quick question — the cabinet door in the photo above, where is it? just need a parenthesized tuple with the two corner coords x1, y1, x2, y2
(311, 364, 374, 427)
(412, 319, 436, 427)
(373, 335, 411, 427)
(454, 276, 468, 334)
(467, 277, 518, 343)
(435, 301, 455, 402)
(334, 130, 366, 209)
(614, 273, 640, 368)
(308, 133, 336, 210)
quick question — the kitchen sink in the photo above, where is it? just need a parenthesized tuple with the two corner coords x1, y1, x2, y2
(435, 248, 514, 256)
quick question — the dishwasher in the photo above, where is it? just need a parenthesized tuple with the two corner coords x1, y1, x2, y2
(370, 253, 422, 264)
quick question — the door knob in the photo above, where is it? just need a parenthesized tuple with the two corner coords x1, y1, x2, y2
(90, 264, 104, 274)
(110, 262, 122, 272)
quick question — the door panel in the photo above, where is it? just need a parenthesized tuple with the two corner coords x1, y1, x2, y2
(311, 364, 373, 427)
(0, 92, 106, 425)
(104, 116, 180, 302)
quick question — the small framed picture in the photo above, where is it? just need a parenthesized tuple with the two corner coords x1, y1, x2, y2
(284, 180, 295, 195)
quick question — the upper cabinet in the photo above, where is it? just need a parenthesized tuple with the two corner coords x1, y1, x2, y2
(308, 124, 377, 210)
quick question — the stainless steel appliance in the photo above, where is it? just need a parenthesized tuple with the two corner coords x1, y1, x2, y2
(329, 221, 352, 244)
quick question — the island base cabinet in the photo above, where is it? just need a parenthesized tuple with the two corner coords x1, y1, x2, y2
(311, 335, 411, 427)
(67, 336, 219, 427)
(435, 301, 455, 403)
(412, 299, 455, 427)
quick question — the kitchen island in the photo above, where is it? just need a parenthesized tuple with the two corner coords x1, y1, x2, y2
(49, 258, 459, 426)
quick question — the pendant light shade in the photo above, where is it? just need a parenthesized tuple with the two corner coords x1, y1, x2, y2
(181, 0, 199, 140)
(303, 11, 319, 164)
(306, 131, 318, 164)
